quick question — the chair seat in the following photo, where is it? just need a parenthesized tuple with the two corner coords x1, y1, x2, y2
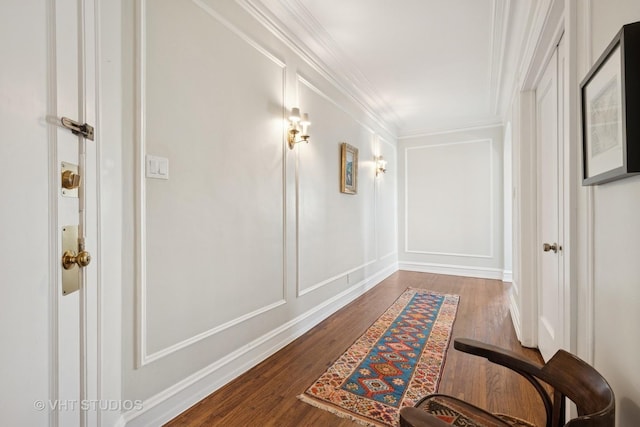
(413, 394, 536, 427)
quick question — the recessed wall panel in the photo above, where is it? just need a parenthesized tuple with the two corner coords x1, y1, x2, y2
(140, 0, 286, 355)
(377, 139, 398, 260)
(297, 80, 376, 293)
(406, 139, 492, 257)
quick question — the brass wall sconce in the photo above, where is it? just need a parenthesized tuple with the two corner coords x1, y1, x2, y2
(375, 155, 387, 176)
(287, 107, 311, 149)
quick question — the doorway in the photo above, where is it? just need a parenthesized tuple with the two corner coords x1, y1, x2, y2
(535, 36, 565, 362)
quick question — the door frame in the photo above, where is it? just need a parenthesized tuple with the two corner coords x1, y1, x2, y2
(46, 1, 124, 425)
(91, 0, 124, 426)
(514, 0, 579, 355)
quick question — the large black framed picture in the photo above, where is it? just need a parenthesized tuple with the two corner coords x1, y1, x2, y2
(581, 21, 640, 185)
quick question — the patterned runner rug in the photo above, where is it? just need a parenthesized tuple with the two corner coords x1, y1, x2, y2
(299, 288, 459, 426)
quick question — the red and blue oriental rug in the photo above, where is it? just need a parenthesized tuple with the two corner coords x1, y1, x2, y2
(299, 288, 459, 426)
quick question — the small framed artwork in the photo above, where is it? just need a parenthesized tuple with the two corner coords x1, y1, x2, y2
(581, 21, 640, 185)
(340, 142, 358, 194)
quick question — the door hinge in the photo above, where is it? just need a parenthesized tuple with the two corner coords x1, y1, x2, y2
(61, 117, 95, 141)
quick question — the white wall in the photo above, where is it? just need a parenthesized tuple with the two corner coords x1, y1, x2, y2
(119, 0, 398, 425)
(509, 1, 640, 425)
(584, 2, 640, 425)
(397, 125, 505, 279)
(0, 2, 50, 425)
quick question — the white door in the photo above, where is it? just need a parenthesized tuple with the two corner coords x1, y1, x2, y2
(0, 0, 98, 425)
(536, 37, 564, 362)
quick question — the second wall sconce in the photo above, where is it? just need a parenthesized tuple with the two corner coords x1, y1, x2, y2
(375, 155, 387, 176)
(288, 107, 311, 149)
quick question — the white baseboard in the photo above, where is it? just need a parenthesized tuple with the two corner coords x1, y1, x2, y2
(399, 261, 503, 280)
(508, 288, 522, 342)
(502, 270, 513, 283)
(121, 263, 398, 427)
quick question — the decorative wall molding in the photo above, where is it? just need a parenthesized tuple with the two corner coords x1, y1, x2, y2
(399, 262, 504, 280)
(295, 75, 384, 297)
(296, 74, 376, 135)
(192, 0, 286, 67)
(398, 119, 503, 140)
(404, 139, 495, 259)
(375, 134, 398, 263)
(135, 0, 287, 367)
(298, 260, 376, 297)
(121, 264, 397, 427)
(237, 0, 398, 139)
(489, 0, 510, 116)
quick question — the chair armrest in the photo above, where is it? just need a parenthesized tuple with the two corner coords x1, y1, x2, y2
(454, 338, 544, 375)
(454, 338, 553, 426)
(399, 407, 453, 427)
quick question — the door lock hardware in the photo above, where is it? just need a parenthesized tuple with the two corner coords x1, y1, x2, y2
(61, 162, 80, 197)
(61, 116, 95, 140)
(62, 169, 81, 189)
(62, 250, 91, 270)
(542, 242, 561, 253)
(61, 225, 91, 295)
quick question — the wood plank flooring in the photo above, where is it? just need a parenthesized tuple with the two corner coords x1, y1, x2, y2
(165, 271, 545, 426)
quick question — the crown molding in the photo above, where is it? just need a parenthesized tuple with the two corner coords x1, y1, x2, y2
(238, 0, 398, 137)
(489, 0, 510, 116)
(398, 117, 503, 140)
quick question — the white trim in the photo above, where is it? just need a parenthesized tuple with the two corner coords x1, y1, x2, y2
(582, 0, 595, 366)
(192, 0, 286, 68)
(97, 0, 124, 424)
(296, 74, 377, 135)
(509, 287, 523, 342)
(398, 120, 503, 140)
(121, 264, 397, 427)
(404, 139, 495, 259)
(298, 261, 377, 297)
(399, 262, 504, 280)
(236, 0, 397, 140)
(404, 250, 494, 259)
(294, 75, 393, 298)
(515, 90, 539, 347)
(489, 0, 510, 116)
(46, 0, 60, 421)
(515, 0, 580, 356)
(144, 299, 287, 365)
(502, 270, 513, 282)
(375, 135, 399, 264)
(135, 0, 288, 367)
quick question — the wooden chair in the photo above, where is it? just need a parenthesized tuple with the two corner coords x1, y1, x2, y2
(399, 338, 615, 427)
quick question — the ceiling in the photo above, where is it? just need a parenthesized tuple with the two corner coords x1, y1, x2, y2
(250, 0, 536, 137)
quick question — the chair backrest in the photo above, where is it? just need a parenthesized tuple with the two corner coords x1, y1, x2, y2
(541, 350, 615, 427)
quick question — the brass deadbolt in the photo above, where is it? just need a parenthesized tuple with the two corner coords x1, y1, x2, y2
(62, 170, 81, 190)
(62, 250, 92, 270)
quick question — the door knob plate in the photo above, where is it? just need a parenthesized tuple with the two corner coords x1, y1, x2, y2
(62, 225, 80, 295)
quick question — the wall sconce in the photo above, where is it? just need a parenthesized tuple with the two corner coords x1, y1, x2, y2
(288, 107, 311, 149)
(375, 155, 387, 176)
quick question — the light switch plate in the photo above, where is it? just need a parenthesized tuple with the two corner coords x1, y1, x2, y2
(146, 155, 169, 180)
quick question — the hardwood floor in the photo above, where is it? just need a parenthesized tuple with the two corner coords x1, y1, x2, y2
(165, 271, 546, 426)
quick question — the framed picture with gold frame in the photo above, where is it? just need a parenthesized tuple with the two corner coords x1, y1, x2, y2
(340, 142, 358, 194)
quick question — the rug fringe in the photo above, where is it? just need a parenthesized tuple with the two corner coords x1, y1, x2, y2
(297, 394, 388, 427)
